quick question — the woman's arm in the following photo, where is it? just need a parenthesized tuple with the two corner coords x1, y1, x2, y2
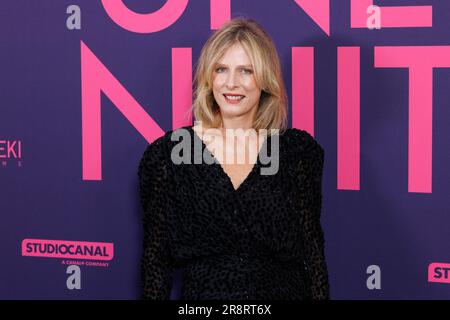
(137, 137, 173, 300)
(298, 135, 330, 300)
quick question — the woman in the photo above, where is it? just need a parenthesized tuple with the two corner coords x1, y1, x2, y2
(138, 17, 329, 300)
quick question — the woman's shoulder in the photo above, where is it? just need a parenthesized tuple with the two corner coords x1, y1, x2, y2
(281, 127, 324, 161)
(139, 128, 177, 165)
(139, 125, 194, 163)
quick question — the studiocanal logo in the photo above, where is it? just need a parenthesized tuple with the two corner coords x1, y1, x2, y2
(428, 263, 450, 284)
(21, 238, 114, 290)
(21, 238, 114, 263)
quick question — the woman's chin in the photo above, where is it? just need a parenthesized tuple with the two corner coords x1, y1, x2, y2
(219, 107, 247, 117)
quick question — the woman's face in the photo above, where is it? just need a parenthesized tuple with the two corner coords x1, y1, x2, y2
(212, 42, 262, 124)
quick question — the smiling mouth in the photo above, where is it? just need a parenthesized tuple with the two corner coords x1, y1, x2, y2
(223, 94, 245, 101)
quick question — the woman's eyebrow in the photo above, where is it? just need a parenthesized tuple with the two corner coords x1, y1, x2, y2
(215, 63, 253, 68)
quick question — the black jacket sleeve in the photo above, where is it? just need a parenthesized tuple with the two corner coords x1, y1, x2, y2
(137, 137, 173, 300)
(299, 135, 330, 300)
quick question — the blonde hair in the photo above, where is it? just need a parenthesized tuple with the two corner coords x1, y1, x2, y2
(189, 17, 288, 135)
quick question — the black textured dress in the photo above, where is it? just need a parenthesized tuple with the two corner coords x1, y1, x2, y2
(137, 125, 329, 300)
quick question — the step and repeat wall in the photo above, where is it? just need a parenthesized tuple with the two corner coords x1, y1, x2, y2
(1, 0, 449, 299)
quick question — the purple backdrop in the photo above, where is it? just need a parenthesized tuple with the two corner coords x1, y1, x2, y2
(1, 0, 449, 299)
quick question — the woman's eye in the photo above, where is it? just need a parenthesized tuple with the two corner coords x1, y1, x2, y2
(215, 67, 252, 74)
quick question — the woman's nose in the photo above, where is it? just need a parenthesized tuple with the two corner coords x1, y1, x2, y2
(225, 70, 239, 88)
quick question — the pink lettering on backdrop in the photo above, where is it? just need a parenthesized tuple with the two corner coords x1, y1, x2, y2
(293, 0, 330, 36)
(292, 47, 315, 136)
(338, 47, 360, 191)
(172, 48, 193, 128)
(211, 0, 231, 29)
(101, 0, 329, 33)
(101, 0, 189, 33)
(0, 140, 21, 159)
(351, 0, 432, 28)
(81, 41, 164, 181)
(374, 46, 450, 194)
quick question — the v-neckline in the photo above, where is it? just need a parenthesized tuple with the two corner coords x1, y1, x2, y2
(189, 126, 269, 192)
